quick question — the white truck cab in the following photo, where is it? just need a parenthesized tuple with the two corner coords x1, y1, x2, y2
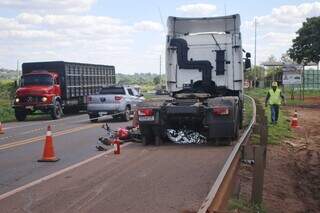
(138, 14, 251, 146)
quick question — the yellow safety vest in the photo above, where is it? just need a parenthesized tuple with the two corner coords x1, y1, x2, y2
(269, 88, 281, 105)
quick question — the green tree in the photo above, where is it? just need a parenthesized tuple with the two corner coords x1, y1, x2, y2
(153, 76, 160, 85)
(267, 55, 277, 63)
(280, 53, 294, 64)
(288, 16, 320, 65)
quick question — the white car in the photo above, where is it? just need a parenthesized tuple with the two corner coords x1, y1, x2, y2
(87, 85, 144, 122)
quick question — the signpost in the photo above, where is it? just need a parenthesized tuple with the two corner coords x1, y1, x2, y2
(282, 73, 302, 85)
(282, 64, 303, 100)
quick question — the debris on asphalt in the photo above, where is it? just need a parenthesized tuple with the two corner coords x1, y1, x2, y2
(96, 123, 142, 151)
(166, 129, 206, 144)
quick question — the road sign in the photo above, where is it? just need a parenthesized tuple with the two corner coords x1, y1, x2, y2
(282, 73, 302, 85)
(282, 64, 302, 85)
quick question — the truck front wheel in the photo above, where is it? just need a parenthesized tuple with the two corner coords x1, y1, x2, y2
(51, 102, 62, 120)
(15, 110, 27, 121)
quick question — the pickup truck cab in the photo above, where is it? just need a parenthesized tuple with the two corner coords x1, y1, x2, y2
(87, 85, 144, 122)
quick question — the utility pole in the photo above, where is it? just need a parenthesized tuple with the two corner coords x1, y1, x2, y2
(159, 55, 162, 87)
(16, 59, 20, 85)
(254, 18, 257, 87)
(254, 18, 257, 67)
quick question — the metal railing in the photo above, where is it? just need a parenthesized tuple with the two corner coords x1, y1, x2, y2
(198, 95, 256, 213)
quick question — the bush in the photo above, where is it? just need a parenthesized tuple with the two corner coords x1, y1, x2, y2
(0, 80, 17, 99)
(0, 80, 16, 122)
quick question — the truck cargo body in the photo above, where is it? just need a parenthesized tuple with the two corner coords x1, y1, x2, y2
(13, 61, 115, 121)
(138, 15, 250, 145)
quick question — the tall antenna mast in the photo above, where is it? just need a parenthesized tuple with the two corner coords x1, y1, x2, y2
(157, 7, 166, 88)
(159, 55, 162, 87)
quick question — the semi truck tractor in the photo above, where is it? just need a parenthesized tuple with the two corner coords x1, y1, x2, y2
(13, 61, 115, 121)
(137, 14, 251, 145)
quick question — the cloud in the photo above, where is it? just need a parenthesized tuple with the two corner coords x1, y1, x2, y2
(261, 32, 296, 47)
(243, 1, 320, 64)
(245, 2, 320, 31)
(0, 12, 164, 73)
(133, 21, 163, 32)
(176, 3, 217, 16)
(17, 13, 43, 25)
(0, 0, 96, 14)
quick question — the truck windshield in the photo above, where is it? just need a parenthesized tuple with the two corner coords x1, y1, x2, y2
(21, 75, 54, 86)
(100, 87, 125, 95)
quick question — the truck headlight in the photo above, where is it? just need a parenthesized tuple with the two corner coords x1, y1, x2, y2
(41, 97, 48, 102)
(15, 98, 20, 103)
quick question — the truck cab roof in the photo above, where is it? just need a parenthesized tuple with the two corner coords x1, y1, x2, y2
(24, 70, 57, 78)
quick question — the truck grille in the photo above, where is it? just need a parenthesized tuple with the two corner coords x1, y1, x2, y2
(20, 96, 41, 103)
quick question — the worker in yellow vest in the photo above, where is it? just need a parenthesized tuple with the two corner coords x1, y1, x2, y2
(265, 81, 285, 124)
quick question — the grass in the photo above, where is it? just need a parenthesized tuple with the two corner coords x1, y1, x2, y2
(142, 93, 157, 100)
(0, 80, 46, 122)
(228, 197, 266, 213)
(264, 104, 293, 144)
(0, 98, 15, 122)
(245, 88, 294, 145)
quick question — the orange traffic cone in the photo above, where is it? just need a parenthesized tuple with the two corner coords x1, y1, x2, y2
(0, 122, 4, 134)
(38, 125, 59, 162)
(291, 110, 299, 128)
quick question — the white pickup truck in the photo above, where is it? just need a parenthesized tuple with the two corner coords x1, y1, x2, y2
(87, 85, 144, 122)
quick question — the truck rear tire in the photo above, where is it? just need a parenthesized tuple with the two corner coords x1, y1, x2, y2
(155, 136, 163, 146)
(51, 102, 62, 120)
(233, 121, 240, 141)
(239, 108, 243, 129)
(15, 110, 27, 121)
(141, 128, 154, 146)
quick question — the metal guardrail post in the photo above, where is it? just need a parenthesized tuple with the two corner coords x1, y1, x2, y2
(251, 145, 265, 205)
(251, 103, 268, 206)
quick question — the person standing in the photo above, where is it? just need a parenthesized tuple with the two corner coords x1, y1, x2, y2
(265, 81, 285, 124)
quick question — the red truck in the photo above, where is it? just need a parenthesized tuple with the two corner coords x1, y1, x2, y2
(13, 61, 115, 121)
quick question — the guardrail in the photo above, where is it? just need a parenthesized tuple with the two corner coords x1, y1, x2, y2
(198, 95, 257, 213)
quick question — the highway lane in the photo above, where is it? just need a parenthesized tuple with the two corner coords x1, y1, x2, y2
(0, 114, 131, 195)
(0, 143, 233, 213)
(0, 114, 90, 145)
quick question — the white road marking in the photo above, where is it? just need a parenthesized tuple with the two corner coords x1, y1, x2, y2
(3, 114, 87, 130)
(0, 142, 132, 201)
(0, 125, 56, 141)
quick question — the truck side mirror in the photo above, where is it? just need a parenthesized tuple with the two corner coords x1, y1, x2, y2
(244, 52, 251, 70)
(245, 58, 251, 69)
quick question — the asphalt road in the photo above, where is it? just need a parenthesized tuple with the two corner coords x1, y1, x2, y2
(0, 114, 234, 213)
(0, 143, 233, 213)
(0, 114, 131, 195)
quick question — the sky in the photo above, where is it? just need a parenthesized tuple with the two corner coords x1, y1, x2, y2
(1, 0, 320, 74)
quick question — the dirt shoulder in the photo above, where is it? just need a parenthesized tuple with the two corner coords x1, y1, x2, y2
(239, 97, 320, 213)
